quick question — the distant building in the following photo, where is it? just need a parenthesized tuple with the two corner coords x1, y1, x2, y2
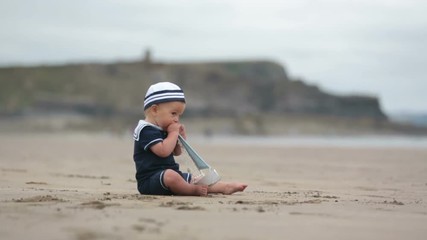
(143, 48, 152, 65)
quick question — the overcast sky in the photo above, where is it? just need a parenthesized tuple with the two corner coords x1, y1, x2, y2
(1, 0, 426, 114)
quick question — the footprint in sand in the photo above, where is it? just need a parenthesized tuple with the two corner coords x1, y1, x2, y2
(13, 195, 65, 203)
(79, 201, 120, 209)
(25, 181, 48, 185)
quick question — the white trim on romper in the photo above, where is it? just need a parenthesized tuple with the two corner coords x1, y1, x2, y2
(144, 138, 163, 151)
(133, 120, 162, 141)
(159, 170, 169, 190)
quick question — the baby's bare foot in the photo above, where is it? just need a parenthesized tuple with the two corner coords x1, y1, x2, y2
(223, 183, 248, 195)
(195, 185, 208, 196)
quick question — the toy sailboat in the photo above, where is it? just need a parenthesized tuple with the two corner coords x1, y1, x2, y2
(178, 135, 221, 186)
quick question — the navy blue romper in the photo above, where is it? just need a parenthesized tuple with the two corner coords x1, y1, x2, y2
(133, 120, 191, 195)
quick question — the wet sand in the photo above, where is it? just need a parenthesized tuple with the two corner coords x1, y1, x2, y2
(1, 133, 426, 240)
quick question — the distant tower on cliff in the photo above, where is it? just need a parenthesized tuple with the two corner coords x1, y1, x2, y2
(143, 48, 152, 65)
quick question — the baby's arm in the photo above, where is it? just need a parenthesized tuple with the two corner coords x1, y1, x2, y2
(173, 142, 182, 156)
(150, 124, 180, 158)
(173, 124, 186, 156)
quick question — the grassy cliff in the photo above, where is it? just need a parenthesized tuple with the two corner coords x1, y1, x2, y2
(1, 59, 424, 135)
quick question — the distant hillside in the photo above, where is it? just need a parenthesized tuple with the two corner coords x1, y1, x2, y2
(2, 57, 426, 135)
(0, 59, 386, 119)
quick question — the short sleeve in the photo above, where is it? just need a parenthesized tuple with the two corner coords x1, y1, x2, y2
(136, 126, 164, 151)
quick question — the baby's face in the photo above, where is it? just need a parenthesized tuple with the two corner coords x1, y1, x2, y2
(154, 101, 186, 130)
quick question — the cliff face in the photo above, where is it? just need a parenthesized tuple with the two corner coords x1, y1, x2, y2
(151, 61, 387, 120)
(0, 60, 386, 120)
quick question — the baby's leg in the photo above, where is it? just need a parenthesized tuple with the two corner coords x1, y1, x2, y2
(208, 182, 248, 195)
(163, 170, 208, 196)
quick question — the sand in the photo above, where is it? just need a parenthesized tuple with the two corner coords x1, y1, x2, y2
(1, 133, 427, 240)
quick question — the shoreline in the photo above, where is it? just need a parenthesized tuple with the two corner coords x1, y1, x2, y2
(2, 131, 427, 148)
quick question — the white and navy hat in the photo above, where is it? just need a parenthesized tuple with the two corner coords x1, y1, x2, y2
(144, 82, 186, 110)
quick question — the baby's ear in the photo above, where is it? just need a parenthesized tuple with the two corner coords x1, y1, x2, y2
(151, 104, 158, 113)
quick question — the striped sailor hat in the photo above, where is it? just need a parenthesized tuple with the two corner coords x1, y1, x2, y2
(144, 82, 186, 110)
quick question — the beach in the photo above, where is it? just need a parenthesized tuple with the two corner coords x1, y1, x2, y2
(1, 133, 426, 240)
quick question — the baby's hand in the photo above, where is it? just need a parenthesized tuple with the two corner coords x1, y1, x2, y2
(167, 123, 181, 134)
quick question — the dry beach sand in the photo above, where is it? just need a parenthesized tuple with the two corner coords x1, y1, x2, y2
(1, 133, 427, 240)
